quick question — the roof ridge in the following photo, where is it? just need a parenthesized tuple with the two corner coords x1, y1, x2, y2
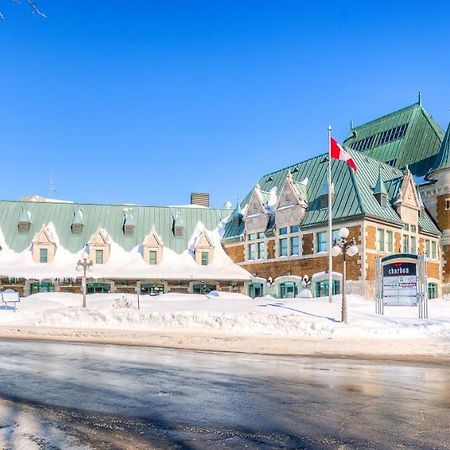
(350, 102, 419, 131)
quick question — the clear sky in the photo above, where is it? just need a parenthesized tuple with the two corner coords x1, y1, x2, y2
(1, 1, 449, 208)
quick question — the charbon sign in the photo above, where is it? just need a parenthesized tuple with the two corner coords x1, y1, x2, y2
(382, 261, 418, 306)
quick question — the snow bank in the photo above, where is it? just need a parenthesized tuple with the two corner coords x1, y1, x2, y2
(1, 293, 449, 342)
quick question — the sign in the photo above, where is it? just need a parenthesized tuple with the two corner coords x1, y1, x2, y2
(382, 262, 417, 306)
(1, 289, 20, 303)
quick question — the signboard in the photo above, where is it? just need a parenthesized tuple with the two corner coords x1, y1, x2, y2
(1, 289, 20, 303)
(382, 262, 418, 306)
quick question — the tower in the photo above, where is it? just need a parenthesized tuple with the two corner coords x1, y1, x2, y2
(421, 123, 450, 292)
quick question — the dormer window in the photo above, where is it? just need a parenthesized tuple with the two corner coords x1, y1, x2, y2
(192, 229, 214, 265)
(318, 181, 334, 209)
(18, 210, 31, 232)
(123, 212, 135, 235)
(71, 210, 84, 234)
(88, 228, 111, 264)
(142, 228, 163, 265)
(32, 224, 57, 263)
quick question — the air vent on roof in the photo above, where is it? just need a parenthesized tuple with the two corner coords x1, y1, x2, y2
(123, 212, 135, 235)
(173, 213, 184, 238)
(71, 210, 83, 234)
(18, 210, 31, 232)
(266, 176, 274, 182)
(291, 167, 299, 174)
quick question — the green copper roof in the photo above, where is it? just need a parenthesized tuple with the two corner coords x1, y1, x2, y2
(344, 103, 444, 177)
(224, 149, 440, 238)
(0, 201, 228, 254)
(428, 122, 450, 176)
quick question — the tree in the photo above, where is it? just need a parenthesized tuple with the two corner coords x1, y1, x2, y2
(0, 0, 46, 20)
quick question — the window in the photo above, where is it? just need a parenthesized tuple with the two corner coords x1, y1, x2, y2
(410, 236, 417, 254)
(425, 240, 431, 257)
(248, 243, 256, 260)
(376, 229, 385, 252)
(279, 227, 288, 235)
(95, 249, 104, 264)
(279, 238, 288, 256)
(386, 230, 393, 252)
(39, 248, 48, 263)
(290, 225, 299, 233)
(290, 236, 299, 256)
(257, 242, 266, 259)
(332, 229, 340, 244)
(428, 283, 438, 299)
(403, 224, 409, 231)
(402, 235, 409, 253)
(248, 233, 256, 241)
(316, 232, 327, 253)
(410, 225, 417, 233)
(431, 241, 437, 259)
(257, 232, 265, 239)
(201, 251, 209, 265)
(446, 199, 450, 210)
(149, 250, 157, 265)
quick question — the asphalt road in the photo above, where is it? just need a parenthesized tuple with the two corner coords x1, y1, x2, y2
(0, 340, 449, 449)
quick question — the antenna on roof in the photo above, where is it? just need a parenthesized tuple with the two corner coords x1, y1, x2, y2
(49, 171, 56, 194)
(418, 91, 422, 106)
(350, 120, 354, 130)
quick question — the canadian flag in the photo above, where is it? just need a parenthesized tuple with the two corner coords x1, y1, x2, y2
(330, 137, 357, 171)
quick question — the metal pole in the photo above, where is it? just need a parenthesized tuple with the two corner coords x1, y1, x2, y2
(341, 252, 347, 323)
(328, 125, 333, 303)
(82, 266, 87, 308)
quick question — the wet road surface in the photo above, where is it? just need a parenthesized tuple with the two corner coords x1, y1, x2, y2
(0, 340, 449, 449)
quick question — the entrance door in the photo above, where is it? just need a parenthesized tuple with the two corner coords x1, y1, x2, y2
(30, 281, 54, 294)
(87, 282, 111, 294)
(192, 283, 215, 294)
(248, 283, 263, 299)
(315, 280, 340, 297)
(279, 282, 298, 299)
(140, 283, 165, 296)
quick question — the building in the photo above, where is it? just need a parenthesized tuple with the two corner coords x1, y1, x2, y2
(222, 99, 448, 299)
(0, 200, 250, 296)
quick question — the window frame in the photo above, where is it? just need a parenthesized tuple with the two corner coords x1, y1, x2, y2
(39, 247, 48, 264)
(95, 249, 104, 264)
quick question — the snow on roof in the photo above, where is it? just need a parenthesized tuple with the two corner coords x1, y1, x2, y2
(21, 195, 74, 204)
(0, 220, 251, 281)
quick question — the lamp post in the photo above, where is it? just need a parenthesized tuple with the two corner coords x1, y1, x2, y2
(76, 251, 93, 308)
(331, 227, 359, 324)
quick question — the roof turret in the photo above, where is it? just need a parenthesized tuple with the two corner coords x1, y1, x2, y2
(427, 123, 450, 178)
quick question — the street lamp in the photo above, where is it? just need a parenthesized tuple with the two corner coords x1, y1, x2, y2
(332, 227, 359, 324)
(76, 251, 93, 308)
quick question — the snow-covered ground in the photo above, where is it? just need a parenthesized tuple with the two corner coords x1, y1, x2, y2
(0, 291, 449, 341)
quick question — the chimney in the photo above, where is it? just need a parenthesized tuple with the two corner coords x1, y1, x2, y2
(190, 192, 210, 208)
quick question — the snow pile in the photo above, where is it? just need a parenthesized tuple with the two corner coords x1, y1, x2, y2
(1, 293, 450, 341)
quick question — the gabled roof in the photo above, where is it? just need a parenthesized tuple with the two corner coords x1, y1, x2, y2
(427, 123, 450, 177)
(343, 102, 444, 177)
(225, 149, 440, 237)
(72, 209, 83, 225)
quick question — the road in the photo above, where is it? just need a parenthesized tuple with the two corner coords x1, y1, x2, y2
(0, 340, 448, 449)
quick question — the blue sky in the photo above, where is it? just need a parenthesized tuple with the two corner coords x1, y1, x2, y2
(1, 1, 449, 207)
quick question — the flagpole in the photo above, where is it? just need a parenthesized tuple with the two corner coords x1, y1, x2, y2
(328, 125, 333, 303)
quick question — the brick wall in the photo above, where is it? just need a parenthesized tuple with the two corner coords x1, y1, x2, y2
(442, 245, 450, 283)
(267, 240, 275, 259)
(302, 233, 314, 255)
(223, 244, 245, 263)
